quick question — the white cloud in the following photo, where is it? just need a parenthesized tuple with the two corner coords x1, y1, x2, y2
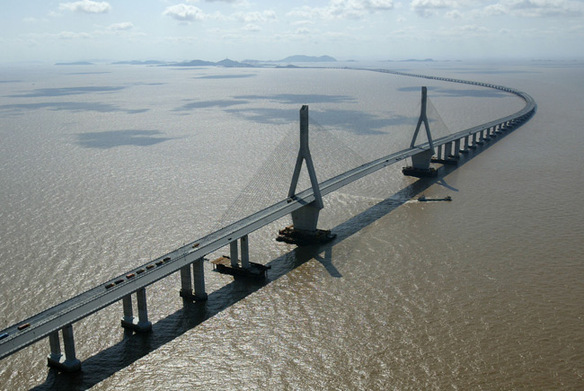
(58, 31, 92, 39)
(411, 0, 456, 17)
(243, 23, 261, 31)
(364, 0, 394, 11)
(446, 9, 463, 18)
(288, 0, 394, 20)
(233, 10, 276, 23)
(59, 0, 111, 14)
(107, 22, 134, 31)
(291, 20, 315, 26)
(457, 24, 488, 32)
(481, 0, 583, 17)
(483, 3, 507, 16)
(163, 4, 206, 22)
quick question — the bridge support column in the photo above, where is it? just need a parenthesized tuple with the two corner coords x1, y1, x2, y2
(180, 265, 193, 299)
(180, 259, 207, 302)
(403, 87, 437, 177)
(454, 139, 461, 158)
(229, 241, 238, 268)
(136, 288, 151, 331)
(277, 105, 335, 245)
(122, 295, 133, 324)
(476, 131, 484, 145)
(240, 235, 250, 269)
(461, 136, 470, 153)
(47, 325, 81, 372)
(121, 290, 152, 332)
(227, 236, 250, 268)
(48, 331, 61, 364)
(192, 258, 208, 301)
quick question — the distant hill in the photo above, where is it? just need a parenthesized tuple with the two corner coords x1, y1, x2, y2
(105, 56, 341, 68)
(171, 59, 216, 67)
(113, 60, 166, 65)
(55, 61, 94, 66)
(215, 58, 253, 67)
(384, 58, 435, 63)
(277, 55, 337, 63)
(167, 58, 252, 67)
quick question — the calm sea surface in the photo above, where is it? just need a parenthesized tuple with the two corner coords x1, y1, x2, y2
(0, 61, 583, 390)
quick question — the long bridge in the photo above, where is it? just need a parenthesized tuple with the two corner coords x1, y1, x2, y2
(0, 68, 536, 373)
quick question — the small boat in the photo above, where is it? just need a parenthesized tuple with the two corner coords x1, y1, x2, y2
(418, 195, 452, 202)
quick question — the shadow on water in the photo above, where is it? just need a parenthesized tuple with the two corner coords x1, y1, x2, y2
(224, 106, 414, 135)
(75, 130, 175, 149)
(195, 74, 257, 79)
(0, 102, 148, 115)
(233, 93, 357, 104)
(7, 86, 126, 98)
(173, 99, 249, 111)
(30, 126, 519, 391)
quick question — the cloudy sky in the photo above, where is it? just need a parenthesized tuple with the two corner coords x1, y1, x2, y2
(2, 0, 583, 63)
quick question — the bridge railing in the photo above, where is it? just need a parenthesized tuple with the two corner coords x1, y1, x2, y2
(0, 67, 537, 372)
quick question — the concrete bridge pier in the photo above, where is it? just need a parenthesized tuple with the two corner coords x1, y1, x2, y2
(453, 139, 461, 158)
(277, 105, 335, 245)
(444, 141, 459, 162)
(288, 105, 323, 235)
(192, 258, 208, 300)
(444, 142, 452, 158)
(461, 135, 470, 153)
(403, 87, 438, 177)
(121, 288, 152, 332)
(470, 133, 478, 148)
(476, 131, 485, 145)
(431, 141, 458, 165)
(227, 236, 250, 269)
(47, 325, 81, 372)
(180, 258, 208, 302)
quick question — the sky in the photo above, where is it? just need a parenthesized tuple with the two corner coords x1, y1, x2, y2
(1, 0, 583, 63)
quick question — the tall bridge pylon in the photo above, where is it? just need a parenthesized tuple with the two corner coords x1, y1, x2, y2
(277, 105, 336, 245)
(403, 86, 438, 178)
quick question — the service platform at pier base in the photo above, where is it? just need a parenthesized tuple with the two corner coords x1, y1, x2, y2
(211, 256, 270, 280)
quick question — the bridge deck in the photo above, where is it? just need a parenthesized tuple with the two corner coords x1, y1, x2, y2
(0, 69, 536, 362)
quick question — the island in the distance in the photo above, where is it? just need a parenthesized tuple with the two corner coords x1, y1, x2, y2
(56, 55, 445, 67)
(60, 55, 339, 68)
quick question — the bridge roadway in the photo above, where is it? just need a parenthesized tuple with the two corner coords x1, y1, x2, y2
(0, 68, 536, 364)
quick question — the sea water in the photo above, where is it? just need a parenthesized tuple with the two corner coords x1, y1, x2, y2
(0, 61, 583, 390)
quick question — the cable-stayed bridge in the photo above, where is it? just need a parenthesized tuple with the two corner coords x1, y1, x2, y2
(0, 68, 536, 372)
